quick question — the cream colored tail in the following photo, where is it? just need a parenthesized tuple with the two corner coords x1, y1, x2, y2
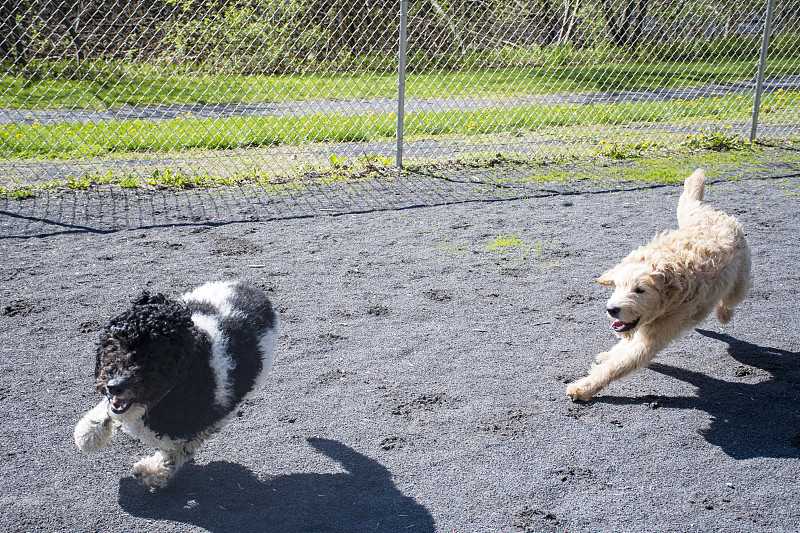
(677, 168, 705, 228)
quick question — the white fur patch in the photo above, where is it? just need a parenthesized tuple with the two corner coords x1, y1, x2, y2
(191, 312, 235, 409)
(121, 413, 184, 450)
(255, 324, 279, 386)
(183, 281, 236, 318)
(74, 399, 114, 452)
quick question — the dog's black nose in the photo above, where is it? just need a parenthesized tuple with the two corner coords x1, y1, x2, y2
(607, 307, 621, 318)
(106, 377, 130, 396)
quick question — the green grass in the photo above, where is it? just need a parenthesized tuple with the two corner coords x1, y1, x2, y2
(4, 57, 800, 110)
(0, 113, 392, 159)
(1, 67, 397, 110)
(536, 146, 800, 185)
(408, 59, 800, 98)
(0, 152, 397, 199)
(4, 90, 797, 160)
(5, 139, 797, 201)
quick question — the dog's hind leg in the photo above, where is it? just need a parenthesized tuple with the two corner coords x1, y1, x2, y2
(716, 258, 752, 324)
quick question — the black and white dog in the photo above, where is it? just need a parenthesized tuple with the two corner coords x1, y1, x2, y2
(74, 281, 278, 488)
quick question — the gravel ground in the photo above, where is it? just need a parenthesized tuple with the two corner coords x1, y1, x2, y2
(1, 164, 799, 532)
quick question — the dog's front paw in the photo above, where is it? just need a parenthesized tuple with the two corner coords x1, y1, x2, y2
(595, 351, 612, 364)
(566, 377, 599, 402)
(74, 402, 114, 452)
(133, 453, 174, 489)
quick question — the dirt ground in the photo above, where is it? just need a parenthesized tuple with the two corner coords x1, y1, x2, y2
(1, 163, 799, 532)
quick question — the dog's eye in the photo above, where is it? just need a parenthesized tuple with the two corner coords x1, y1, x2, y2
(634, 287, 645, 294)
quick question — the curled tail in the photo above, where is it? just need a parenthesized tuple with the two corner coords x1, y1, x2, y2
(677, 168, 705, 228)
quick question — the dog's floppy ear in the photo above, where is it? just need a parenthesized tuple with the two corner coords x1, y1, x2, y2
(596, 269, 616, 286)
(648, 271, 666, 291)
(654, 266, 688, 301)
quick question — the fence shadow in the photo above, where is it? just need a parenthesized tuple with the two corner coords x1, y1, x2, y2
(1, 171, 492, 239)
(3, 170, 798, 240)
(118, 438, 435, 533)
(601, 330, 800, 459)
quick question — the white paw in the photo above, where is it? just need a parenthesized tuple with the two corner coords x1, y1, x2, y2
(595, 351, 613, 364)
(566, 377, 599, 402)
(74, 402, 114, 452)
(133, 453, 175, 489)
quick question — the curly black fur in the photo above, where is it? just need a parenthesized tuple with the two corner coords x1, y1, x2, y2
(77, 281, 278, 488)
(92, 282, 277, 441)
(101, 291, 194, 350)
(95, 291, 197, 416)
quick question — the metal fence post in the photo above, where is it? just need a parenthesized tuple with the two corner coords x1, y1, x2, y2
(750, 0, 776, 142)
(396, 0, 409, 169)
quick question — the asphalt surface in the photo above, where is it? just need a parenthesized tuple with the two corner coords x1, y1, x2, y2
(1, 163, 799, 532)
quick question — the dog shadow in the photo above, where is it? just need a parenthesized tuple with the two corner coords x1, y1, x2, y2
(118, 438, 435, 532)
(605, 330, 800, 459)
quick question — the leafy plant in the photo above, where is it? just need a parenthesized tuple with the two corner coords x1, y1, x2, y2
(359, 153, 393, 169)
(146, 168, 213, 189)
(682, 128, 748, 151)
(8, 188, 36, 200)
(65, 175, 92, 190)
(118, 175, 140, 188)
(329, 154, 347, 169)
(597, 140, 663, 159)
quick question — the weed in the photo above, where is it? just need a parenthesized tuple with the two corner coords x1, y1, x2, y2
(329, 154, 347, 169)
(7, 187, 36, 200)
(487, 234, 524, 251)
(682, 128, 749, 152)
(118, 175, 140, 188)
(597, 141, 662, 159)
(0, 141, 794, 202)
(359, 153, 393, 169)
(65, 175, 92, 190)
(146, 168, 214, 190)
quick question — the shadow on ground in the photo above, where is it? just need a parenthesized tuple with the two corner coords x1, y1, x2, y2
(118, 438, 435, 533)
(4, 169, 799, 240)
(602, 330, 800, 460)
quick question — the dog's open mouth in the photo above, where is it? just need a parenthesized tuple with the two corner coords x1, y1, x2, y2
(611, 317, 640, 333)
(108, 396, 133, 414)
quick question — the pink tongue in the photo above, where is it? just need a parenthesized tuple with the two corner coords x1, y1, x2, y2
(611, 320, 625, 331)
(111, 397, 126, 409)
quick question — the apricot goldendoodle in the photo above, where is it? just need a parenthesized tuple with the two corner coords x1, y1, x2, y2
(567, 169, 751, 401)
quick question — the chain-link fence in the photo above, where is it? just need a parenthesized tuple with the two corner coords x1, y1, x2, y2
(1, 0, 799, 192)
